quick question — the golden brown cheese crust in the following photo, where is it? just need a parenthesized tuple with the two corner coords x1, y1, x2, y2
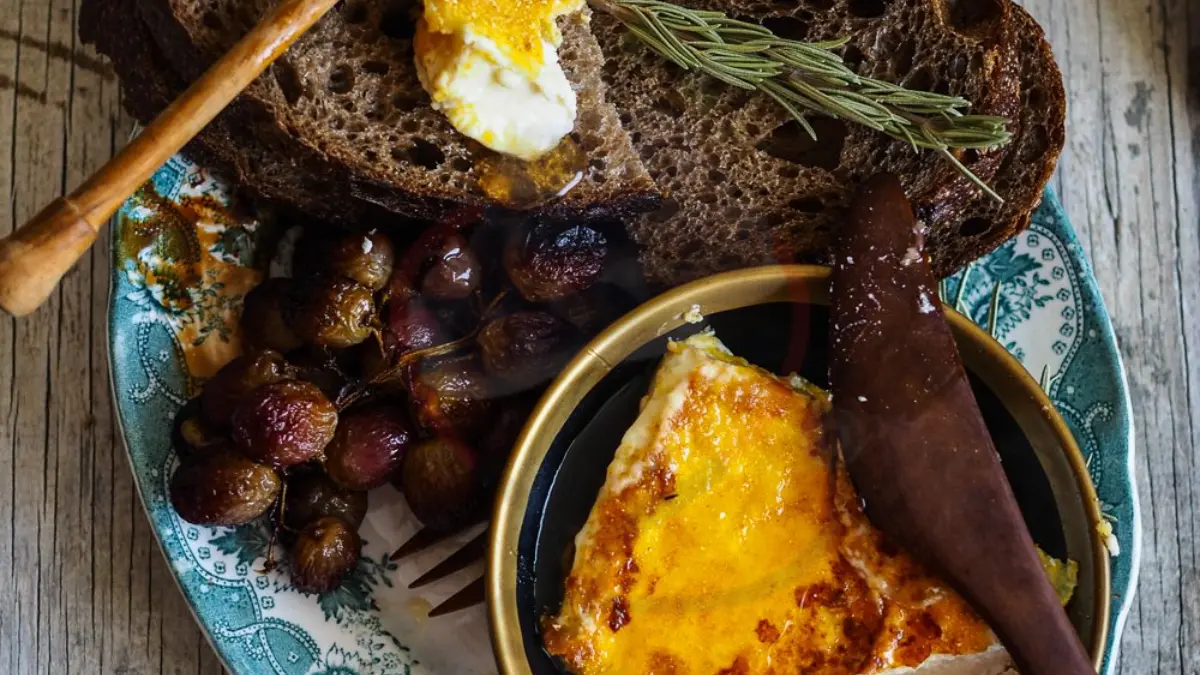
(543, 336, 997, 675)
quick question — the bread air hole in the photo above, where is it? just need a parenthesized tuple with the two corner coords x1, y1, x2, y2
(848, 0, 888, 19)
(407, 139, 446, 169)
(756, 117, 847, 171)
(380, 2, 418, 40)
(328, 64, 356, 94)
(941, 0, 1004, 36)
(760, 15, 810, 41)
(272, 60, 304, 106)
(202, 10, 223, 31)
(960, 217, 990, 237)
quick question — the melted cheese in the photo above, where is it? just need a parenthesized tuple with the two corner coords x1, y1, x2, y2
(543, 334, 1005, 674)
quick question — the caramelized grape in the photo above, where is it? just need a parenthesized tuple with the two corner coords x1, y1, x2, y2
(410, 358, 495, 441)
(399, 436, 481, 532)
(232, 381, 338, 469)
(478, 311, 577, 392)
(200, 350, 294, 428)
(505, 221, 607, 302)
(421, 234, 481, 300)
(241, 278, 303, 353)
(479, 394, 537, 489)
(325, 230, 396, 291)
(290, 516, 361, 593)
(323, 405, 413, 490)
(383, 297, 448, 357)
(283, 469, 368, 530)
(289, 276, 376, 348)
(549, 283, 636, 336)
(169, 449, 281, 525)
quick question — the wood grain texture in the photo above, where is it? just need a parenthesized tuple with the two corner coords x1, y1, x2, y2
(0, 0, 1194, 672)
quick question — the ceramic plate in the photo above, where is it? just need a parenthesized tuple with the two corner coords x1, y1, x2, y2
(108, 153, 1140, 675)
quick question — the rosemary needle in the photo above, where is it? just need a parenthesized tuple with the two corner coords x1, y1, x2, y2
(589, 0, 1014, 202)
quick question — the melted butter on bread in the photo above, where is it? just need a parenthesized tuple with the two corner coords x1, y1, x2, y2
(544, 334, 1013, 674)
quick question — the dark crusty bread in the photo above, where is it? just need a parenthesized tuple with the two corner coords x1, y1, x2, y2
(81, 0, 393, 226)
(920, 3, 1065, 274)
(133, 0, 660, 221)
(594, 0, 1032, 285)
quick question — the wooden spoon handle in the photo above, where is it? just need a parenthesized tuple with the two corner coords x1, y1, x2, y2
(0, 0, 340, 317)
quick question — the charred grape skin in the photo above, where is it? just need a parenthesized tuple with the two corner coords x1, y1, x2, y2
(290, 516, 362, 593)
(325, 230, 396, 291)
(410, 358, 495, 441)
(283, 470, 368, 530)
(289, 276, 376, 348)
(200, 350, 294, 429)
(232, 380, 338, 469)
(169, 450, 282, 526)
(399, 436, 482, 532)
(241, 278, 304, 353)
(421, 234, 482, 301)
(478, 311, 577, 392)
(322, 405, 413, 490)
(504, 221, 607, 302)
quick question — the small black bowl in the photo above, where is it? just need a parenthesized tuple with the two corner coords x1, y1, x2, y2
(488, 266, 1109, 675)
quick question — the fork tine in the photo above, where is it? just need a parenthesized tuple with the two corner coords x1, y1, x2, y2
(408, 530, 489, 589)
(429, 576, 486, 617)
(390, 518, 478, 560)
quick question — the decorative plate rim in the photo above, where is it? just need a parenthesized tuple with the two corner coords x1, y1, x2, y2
(105, 176, 1141, 675)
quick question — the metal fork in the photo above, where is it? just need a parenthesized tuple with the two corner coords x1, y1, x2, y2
(393, 522, 489, 617)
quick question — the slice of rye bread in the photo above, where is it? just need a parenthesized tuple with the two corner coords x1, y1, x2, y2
(132, 0, 661, 222)
(593, 0, 1034, 285)
(927, 3, 1065, 269)
(80, 0, 401, 226)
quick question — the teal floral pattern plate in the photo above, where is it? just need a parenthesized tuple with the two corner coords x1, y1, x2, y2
(108, 154, 1140, 675)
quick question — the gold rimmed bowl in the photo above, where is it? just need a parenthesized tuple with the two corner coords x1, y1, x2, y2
(487, 264, 1111, 675)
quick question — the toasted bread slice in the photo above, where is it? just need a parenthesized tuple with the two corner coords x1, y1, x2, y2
(922, 3, 1066, 273)
(132, 0, 661, 221)
(594, 0, 1030, 285)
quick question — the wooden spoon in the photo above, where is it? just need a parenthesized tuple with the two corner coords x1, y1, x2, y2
(0, 0, 341, 317)
(829, 174, 1095, 674)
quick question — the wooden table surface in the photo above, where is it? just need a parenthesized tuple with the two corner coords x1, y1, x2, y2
(1, 0, 1196, 673)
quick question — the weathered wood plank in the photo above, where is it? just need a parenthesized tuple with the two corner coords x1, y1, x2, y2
(1022, 1, 1199, 674)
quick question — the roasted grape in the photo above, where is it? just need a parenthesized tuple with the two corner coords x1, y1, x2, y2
(399, 436, 481, 532)
(200, 350, 294, 428)
(324, 230, 396, 291)
(505, 221, 607, 302)
(323, 405, 412, 490)
(232, 380, 338, 468)
(241, 278, 303, 353)
(478, 311, 577, 392)
(283, 469, 368, 530)
(288, 346, 355, 401)
(383, 297, 447, 357)
(169, 449, 281, 526)
(410, 358, 495, 440)
(421, 233, 481, 300)
(289, 276, 376, 348)
(290, 516, 362, 593)
(478, 394, 537, 489)
(549, 283, 636, 336)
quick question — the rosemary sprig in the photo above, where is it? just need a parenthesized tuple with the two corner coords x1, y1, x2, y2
(590, 0, 1013, 202)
